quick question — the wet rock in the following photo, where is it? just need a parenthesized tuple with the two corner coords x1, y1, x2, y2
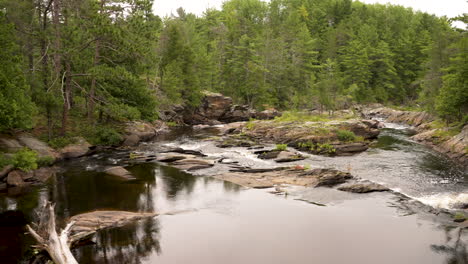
(123, 121, 165, 147)
(17, 134, 58, 158)
(0, 183, 7, 192)
(338, 181, 390, 193)
(216, 138, 255, 148)
(160, 147, 206, 157)
(170, 159, 215, 171)
(217, 167, 353, 188)
(257, 150, 281, 159)
(122, 134, 140, 147)
(6, 171, 26, 187)
(60, 137, 91, 159)
(0, 165, 14, 180)
(34, 167, 57, 183)
(104, 166, 136, 180)
(156, 153, 195, 162)
(275, 151, 306, 163)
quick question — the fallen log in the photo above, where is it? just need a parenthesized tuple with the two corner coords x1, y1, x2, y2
(26, 202, 157, 264)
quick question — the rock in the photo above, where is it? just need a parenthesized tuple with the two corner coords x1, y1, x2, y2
(6, 171, 26, 187)
(34, 167, 57, 183)
(122, 134, 140, 147)
(333, 143, 369, 156)
(0, 165, 14, 180)
(123, 121, 160, 147)
(216, 167, 353, 188)
(0, 183, 7, 192)
(255, 109, 281, 120)
(305, 169, 353, 187)
(104, 166, 136, 180)
(0, 137, 22, 152)
(257, 150, 281, 159)
(156, 153, 195, 162)
(60, 137, 91, 159)
(275, 151, 306, 163)
(199, 91, 233, 120)
(17, 134, 58, 158)
(338, 181, 390, 193)
(160, 147, 207, 157)
(220, 105, 256, 123)
(170, 159, 215, 171)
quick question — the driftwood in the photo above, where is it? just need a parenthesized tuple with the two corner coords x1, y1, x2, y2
(26, 202, 157, 264)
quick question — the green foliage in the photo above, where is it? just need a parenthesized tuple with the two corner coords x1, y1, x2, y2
(12, 148, 38, 172)
(0, 13, 36, 132)
(48, 137, 77, 149)
(166, 121, 178, 127)
(37, 156, 55, 167)
(274, 144, 287, 151)
(0, 153, 12, 169)
(336, 130, 357, 142)
(86, 126, 123, 146)
(274, 111, 330, 123)
(297, 141, 336, 155)
(453, 212, 466, 222)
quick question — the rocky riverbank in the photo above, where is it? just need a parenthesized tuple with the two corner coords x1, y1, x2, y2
(363, 107, 467, 167)
(0, 120, 169, 194)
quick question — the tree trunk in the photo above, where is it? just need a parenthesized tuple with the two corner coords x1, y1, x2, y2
(88, 39, 100, 120)
(26, 203, 78, 264)
(61, 61, 72, 135)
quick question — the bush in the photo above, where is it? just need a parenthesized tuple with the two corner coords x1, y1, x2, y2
(13, 148, 38, 172)
(88, 126, 123, 146)
(274, 144, 287, 151)
(48, 137, 77, 149)
(0, 153, 12, 169)
(37, 156, 55, 167)
(336, 130, 356, 142)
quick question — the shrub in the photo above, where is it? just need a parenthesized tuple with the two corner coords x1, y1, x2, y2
(13, 148, 38, 172)
(0, 153, 12, 169)
(37, 156, 55, 167)
(274, 144, 287, 151)
(48, 137, 77, 149)
(89, 126, 123, 146)
(336, 130, 356, 142)
(166, 121, 178, 127)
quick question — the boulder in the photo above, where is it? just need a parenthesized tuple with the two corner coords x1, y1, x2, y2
(34, 167, 57, 183)
(60, 137, 91, 159)
(200, 92, 233, 120)
(123, 121, 159, 147)
(6, 171, 26, 187)
(104, 166, 136, 180)
(338, 181, 390, 193)
(17, 134, 58, 158)
(0, 165, 14, 180)
(257, 150, 281, 159)
(307, 169, 353, 187)
(170, 159, 215, 171)
(255, 109, 281, 120)
(220, 105, 255, 123)
(333, 143, 369, 156)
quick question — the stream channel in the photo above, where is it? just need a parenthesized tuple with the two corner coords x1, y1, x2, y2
(0, 122, 467, 264)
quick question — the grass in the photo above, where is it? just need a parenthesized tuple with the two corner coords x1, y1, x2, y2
(166, 121, 178, 127)
(274, 144, 288, 151)
(297, 141, 336, 154)
(274, 111, 331, 123)
(336, 130, 356, 142)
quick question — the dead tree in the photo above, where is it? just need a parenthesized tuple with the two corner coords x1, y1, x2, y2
(26, 202, 78, 264)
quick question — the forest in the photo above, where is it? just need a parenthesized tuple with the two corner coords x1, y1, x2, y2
(0, 0, 466, 140)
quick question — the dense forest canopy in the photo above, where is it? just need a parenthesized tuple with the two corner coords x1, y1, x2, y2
(0, 0, 466, 138)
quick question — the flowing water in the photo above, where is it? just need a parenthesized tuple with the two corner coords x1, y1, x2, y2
(0, 122, 467, 264)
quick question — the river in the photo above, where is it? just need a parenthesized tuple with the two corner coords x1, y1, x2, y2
(0, 122, 467, 263)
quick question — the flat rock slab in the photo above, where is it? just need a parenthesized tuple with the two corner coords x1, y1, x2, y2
(215, 168, 353, 188)
(60, 138, 91, 159)
(17, 134, 58, 158)
(170, 159, 215, 171)
(338, 181, 390, 193)
(104, 166, 136, 180)
(69, 211, 157, 243)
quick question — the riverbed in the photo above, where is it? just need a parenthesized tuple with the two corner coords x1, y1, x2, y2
(0, 122, 466, 264)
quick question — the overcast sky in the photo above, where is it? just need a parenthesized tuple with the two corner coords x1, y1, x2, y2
(152, 0, 467, 27)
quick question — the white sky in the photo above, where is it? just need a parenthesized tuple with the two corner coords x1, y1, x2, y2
(152, 0, 467, 24)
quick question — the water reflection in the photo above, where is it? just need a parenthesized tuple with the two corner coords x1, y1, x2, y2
(74, 218, 161, 264)
(431, 227, 468, 264)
